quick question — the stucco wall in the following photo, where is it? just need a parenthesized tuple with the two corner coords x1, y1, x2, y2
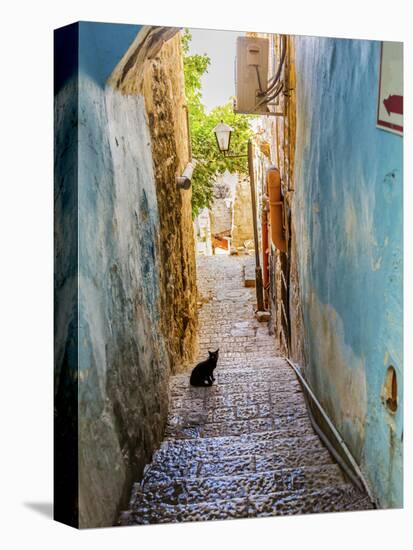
(293, 36, 403, 507)
(55, 22, 198, 529)
(77, 75, 170, 529)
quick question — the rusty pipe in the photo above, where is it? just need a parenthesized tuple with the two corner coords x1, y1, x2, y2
(267, 165, 287, 252)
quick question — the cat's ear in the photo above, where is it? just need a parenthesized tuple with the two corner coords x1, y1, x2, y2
(208, 350, 213, 356)
(215, 348, 219, 353)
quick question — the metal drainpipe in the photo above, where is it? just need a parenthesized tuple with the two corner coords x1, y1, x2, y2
(262, 204, 270, 309)
(248, 140, 265, 312)
(176, 160, 197, 190)
(285, 357, 376, 505)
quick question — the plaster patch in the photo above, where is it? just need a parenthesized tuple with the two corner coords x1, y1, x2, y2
(307, 290, 367, 457)
(343, 190, 383, 273)
(372, 257, 382, 271)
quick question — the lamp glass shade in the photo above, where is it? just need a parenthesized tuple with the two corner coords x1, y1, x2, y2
(213, 121, 233, 152)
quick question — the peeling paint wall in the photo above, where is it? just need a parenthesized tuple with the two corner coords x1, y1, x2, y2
(77, 74, 169, 529)
(293, 36, 403, 507)
(55, 22, 197, 529)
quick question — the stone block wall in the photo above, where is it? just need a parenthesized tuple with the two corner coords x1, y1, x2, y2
(231, 175, 254, 251)
(210, 172, 235, 237)
(113, 29, 198, 371)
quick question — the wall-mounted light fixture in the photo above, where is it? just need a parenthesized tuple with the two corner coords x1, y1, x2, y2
(213, 121, 233, 155)
(213, 121, 248, 159)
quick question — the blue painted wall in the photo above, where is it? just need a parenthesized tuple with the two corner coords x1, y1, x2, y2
(293, 36, 403, 507)
(55, 21, 139, 94)
(79, 21, 140, 88)
(55, 22, 173, 528)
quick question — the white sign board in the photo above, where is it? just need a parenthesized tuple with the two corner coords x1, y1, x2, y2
(377, 42, 403, 136)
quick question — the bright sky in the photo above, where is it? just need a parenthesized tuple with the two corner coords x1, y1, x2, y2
(188, 28, 245, 113)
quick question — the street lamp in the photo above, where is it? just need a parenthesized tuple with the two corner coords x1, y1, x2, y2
(213, 120, 233, 155)
(212, 122, 266, 315)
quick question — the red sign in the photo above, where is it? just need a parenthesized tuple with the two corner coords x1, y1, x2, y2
(377, 42, 403, 136)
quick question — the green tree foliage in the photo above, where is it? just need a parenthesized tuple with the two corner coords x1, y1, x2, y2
(182, 30, 255, 217)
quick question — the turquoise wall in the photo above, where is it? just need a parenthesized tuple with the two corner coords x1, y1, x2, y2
(55, 22, 173, 528)
(293, 36, 403, 507)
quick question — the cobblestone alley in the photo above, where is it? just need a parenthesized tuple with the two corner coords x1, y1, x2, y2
(120, 255, 373, 525)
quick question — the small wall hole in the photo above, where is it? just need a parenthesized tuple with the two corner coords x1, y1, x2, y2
(383, 366, 398, 413)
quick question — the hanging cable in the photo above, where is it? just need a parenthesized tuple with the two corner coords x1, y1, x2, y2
(254, 81, 284, 111)
(251, 34, 288, 113)
(254, 65, 264, 93)
(258, 34, 287, 97)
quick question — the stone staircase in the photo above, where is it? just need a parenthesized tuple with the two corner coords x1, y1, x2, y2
(119, 256, 373, 526)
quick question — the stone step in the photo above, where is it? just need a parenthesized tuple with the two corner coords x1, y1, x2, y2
(153, 434, 324, 468)
(119, 483, 373, 525)
(169, 383, 303, 407)
(171, 363, 292, 382)
(165, 406, 313, 440)
(167, 400, 308, 426)
(169, 375, 299, 393)
(142, 444, 334, 484)
(159, 430, 317, 454)
(169, 390, 306, 416)
(165, 416, 315, 441)
(134, 464, 346, 505)
(244, 263, 256, 287)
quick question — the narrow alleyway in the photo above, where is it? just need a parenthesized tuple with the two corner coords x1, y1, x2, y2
(120, 255, 372, 525)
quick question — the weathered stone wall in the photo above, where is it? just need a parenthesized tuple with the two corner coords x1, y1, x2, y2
(231, 175, 254, 252)
(55, 23, 198, 529)
(113, 29, 198, 371)
(143, 34, 198, 370)
(211, 199, 231, 236)
(210, 172, 235, 236)
(263, 35, 304, 361)
(195, 209, 213, 256)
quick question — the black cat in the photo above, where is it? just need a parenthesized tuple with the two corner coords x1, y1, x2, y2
(190, 349, 219, 386)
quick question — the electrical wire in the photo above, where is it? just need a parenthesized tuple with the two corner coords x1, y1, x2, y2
(261, 34, 288, 96)
(253, 34, 288, 112)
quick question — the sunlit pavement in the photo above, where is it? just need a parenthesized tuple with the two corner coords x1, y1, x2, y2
(120, 255, 373, 525)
